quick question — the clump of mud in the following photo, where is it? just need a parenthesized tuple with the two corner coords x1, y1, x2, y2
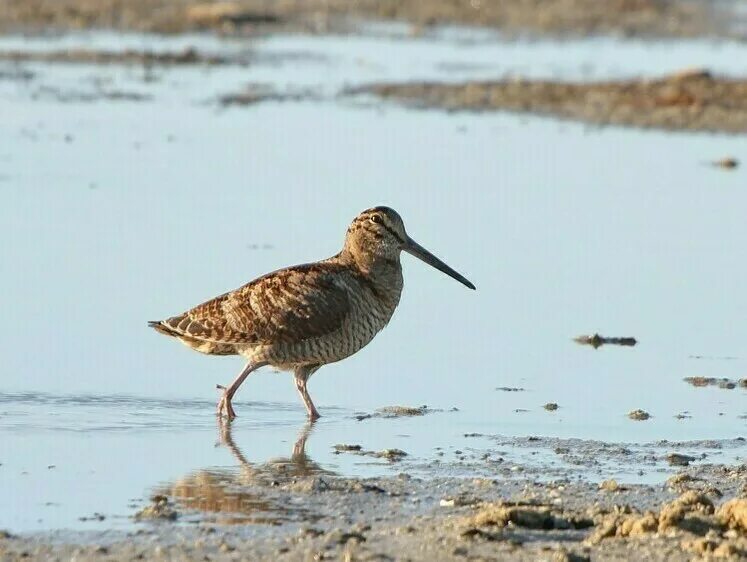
(375, 405, 431, 417)
(599, 480, 626, 492)
(581, 492, 747, 557)
(711, 157, 739, 170)
(219, 84, 318, 106)
(355, 405, 440, 420)
(333, 444, 408, 462)
(573, 334, 637, 349)
(628, 409, 651, 421)
(355, 70, 747, 134)
(718, 498, 747, 532)
(134, 494, 178, 521)
(333, 444, 363, 453)
(684, 376, 743, 389)
(463, 501, 594, 531)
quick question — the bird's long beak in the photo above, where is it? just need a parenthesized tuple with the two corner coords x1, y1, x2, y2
(403, 237, 476, 290)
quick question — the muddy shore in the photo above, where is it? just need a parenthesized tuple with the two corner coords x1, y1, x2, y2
(354, 69, 747, 134)
(0, 0, 742, 39)
(3, 421, 746, 561)
(2, 461, 746, 561)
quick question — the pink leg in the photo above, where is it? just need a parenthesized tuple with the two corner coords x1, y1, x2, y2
(294, 365, 321, 420)
(216, 361, 267, 419)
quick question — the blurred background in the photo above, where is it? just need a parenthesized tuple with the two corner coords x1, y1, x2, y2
(1, 0, 745, 532)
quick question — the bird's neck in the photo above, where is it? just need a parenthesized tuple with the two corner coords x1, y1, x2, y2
(338, 248, 404, 305)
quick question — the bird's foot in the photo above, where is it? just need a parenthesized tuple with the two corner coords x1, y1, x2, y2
(216, 384, 237, 419)
(307, 408, 321, 422)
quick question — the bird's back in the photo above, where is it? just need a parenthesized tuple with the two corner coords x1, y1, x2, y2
(150, 256, 402, 365)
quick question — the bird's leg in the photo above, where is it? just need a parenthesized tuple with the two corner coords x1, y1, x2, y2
(293, 366, 321, 421)
(216, 361, 267, 419)
(292, 421, 316, 459)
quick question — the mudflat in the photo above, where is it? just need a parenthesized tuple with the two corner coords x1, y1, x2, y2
(354, 69, 747, 133)
(0, 0, 741, 38)
(2, 459, 746, 561)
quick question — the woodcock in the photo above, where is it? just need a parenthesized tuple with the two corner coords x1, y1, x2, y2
(149, 206, 475, 420)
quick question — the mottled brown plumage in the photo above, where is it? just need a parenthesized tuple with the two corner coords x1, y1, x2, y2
(150, 206, 475, 420)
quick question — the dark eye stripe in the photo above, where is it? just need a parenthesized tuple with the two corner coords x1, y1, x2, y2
(359, 213, 404, 243)
(380, 221, 404, 243)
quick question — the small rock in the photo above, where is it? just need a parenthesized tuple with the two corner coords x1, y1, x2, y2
(544, 402, 559, 411)
(667, 453, 697, 467)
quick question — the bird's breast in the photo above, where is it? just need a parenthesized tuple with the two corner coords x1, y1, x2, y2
(342, 269, 403, 344)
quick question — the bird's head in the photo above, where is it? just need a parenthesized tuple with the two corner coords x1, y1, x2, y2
(343, 206, 475, 290)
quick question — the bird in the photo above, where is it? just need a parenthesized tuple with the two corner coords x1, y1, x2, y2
(149, 206, 475, 421)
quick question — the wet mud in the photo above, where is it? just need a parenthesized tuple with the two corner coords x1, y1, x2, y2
(684, 376, 747, 389)
(354, 70, 747, 133)
(574, 334, 638, 349)
(0, 0, 742, 39)
(0, 47, 236, 66)
(628, 409, 651, 421)
(3, 438, 747, 561)
(354, 405, 445, 421)
(218, 84, 319, 107)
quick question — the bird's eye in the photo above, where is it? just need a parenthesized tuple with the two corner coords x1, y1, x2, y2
(370, 215, 382, 224)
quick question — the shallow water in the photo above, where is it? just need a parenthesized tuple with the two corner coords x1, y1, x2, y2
(1, 30, 746, 534)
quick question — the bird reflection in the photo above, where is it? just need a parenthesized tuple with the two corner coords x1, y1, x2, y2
(216, 417, 329, 479)
(158, 419, 331, 524)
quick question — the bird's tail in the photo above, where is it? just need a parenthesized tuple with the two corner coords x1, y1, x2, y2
(148, 320, 177, 336)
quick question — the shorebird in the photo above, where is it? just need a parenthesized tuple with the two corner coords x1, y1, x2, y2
(149, 206, 475, 420)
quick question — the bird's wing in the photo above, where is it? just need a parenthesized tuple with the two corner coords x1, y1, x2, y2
(160, 264, 352, 345)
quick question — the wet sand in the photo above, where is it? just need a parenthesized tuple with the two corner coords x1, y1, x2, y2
(0, 0, 742, 38)
(354, 69, 747, 133)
